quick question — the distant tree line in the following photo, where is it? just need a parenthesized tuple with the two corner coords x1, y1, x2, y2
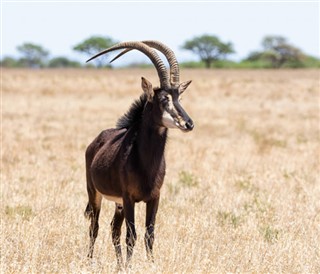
(181, 34, 319, 68)
(1, 34, 319, 69)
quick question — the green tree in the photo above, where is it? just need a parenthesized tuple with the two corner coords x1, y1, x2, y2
(246, 36, 305, 68)
(48, 57, 81, 68)
(73, 36, 117, 67)
(182, 34, 234, 68)
(16, 43, 49, 68)
(0, 56, 18, 67)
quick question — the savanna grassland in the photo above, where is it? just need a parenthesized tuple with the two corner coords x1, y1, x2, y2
(1, 68, 319, 273)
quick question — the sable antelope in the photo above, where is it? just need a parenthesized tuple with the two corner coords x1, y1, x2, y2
(84, 41, 194, 267)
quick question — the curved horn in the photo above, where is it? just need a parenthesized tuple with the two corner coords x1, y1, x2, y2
(110, 40, 180, 88)
(86, 41, 170, 89)
(144, 41, 179, 88)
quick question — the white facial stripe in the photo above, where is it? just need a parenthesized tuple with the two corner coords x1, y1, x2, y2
(166, 94, 180, 118)
(168, 94, 174, 110)
(162, 110, 176, 128)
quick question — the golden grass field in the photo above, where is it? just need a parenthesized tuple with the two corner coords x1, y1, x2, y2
(1, 68, 320, 273)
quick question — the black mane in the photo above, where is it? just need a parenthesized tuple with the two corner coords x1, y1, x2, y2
(116, 93, 148, 129)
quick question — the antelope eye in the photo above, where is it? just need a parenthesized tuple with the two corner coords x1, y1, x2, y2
(160, 96, 169, 103)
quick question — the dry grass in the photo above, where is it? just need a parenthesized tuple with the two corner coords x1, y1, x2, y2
(1, 68, 319, 273)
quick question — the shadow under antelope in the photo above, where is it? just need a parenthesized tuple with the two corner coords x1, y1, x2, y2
(84, 41, 194, 268)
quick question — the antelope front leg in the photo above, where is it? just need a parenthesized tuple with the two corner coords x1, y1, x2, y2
(145, 197, 160, 261)
(123, 196, 137, 267)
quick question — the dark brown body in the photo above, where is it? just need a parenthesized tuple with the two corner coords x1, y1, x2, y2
(85, 94, 169, 267)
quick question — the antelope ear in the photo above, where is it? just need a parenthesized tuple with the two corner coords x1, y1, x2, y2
(178, 80, 192, 94)
(141, 77, 154, 101)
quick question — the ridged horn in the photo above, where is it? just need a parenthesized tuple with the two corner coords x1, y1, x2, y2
(86, 41, 170, 89)
(110, 40, 180, 88)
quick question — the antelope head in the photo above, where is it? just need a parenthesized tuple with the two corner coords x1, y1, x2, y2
(87, 40, 194, 132)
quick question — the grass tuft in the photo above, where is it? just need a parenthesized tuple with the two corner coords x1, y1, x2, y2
(5, 205, 34, 221)
(178, 170, 199, 188)
(260, 225, 280, 243)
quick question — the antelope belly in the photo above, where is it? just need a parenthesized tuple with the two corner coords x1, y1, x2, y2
(103, 195, 123, 205)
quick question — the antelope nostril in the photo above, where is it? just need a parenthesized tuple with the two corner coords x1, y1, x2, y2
(185, 120, 194, 130)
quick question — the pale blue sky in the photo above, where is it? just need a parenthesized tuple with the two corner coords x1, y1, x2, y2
(1, 1, 319, 65)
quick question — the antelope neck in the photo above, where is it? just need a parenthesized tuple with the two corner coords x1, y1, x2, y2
(136, 111, 167, 175)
